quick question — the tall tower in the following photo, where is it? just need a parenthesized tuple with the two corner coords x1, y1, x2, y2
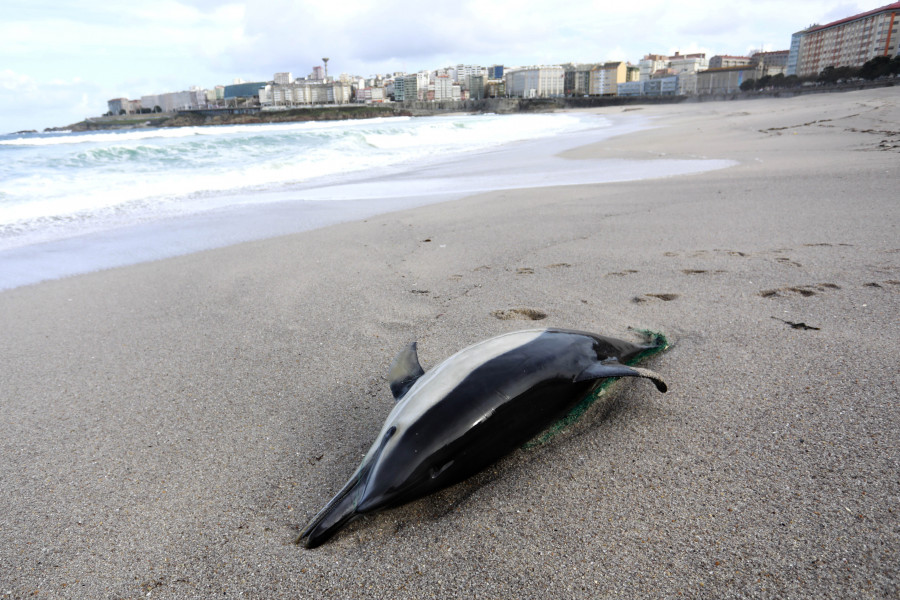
(322, 58, 329, 80)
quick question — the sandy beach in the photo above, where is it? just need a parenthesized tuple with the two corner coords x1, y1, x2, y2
(1, 87, 898, 598)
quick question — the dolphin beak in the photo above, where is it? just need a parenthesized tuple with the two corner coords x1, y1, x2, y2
(296, 475, 364, 548)
(297, 426, 397, 548)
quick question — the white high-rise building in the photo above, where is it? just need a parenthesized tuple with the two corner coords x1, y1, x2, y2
(638, 54, 668, 81)
(505, 66, 565, 98)
(274, 72, 293, 85)
(433, 75, 453, 100)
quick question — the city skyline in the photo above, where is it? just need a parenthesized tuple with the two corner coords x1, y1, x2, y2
(0, 0, 887, 133)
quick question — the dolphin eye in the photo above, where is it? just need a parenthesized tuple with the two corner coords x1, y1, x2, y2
(429, 459, 454, 479)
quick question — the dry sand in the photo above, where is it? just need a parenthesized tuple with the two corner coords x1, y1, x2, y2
(1, 87, 898, 599)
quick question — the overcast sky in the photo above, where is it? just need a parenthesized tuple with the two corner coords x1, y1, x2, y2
(0, 0, 875, 133)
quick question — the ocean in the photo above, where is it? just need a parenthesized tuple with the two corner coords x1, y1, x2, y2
(0, 112, 734, 290)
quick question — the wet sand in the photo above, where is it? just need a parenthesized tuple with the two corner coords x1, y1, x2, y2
(1, 87, 898, 598)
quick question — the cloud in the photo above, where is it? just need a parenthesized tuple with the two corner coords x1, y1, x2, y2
(0, 0, 882, 131)
(0, 70, 38, 95)
(0, 70, 103, 132)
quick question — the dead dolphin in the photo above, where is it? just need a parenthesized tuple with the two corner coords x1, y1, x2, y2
(297, 327, 667, 548)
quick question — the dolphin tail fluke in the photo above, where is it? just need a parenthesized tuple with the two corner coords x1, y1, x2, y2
(574, 362, 668, 393)
(296, 476, 363, 548)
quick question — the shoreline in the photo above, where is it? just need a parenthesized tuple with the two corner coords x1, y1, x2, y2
(1, 88, 897, 598)
(0, 112, 736, 291)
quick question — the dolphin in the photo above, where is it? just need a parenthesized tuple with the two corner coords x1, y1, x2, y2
(297, 328, 667, 548)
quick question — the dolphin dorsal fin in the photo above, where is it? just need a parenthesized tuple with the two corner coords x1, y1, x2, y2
(574, 361, 668, 393)
(388, 342, 426, 400)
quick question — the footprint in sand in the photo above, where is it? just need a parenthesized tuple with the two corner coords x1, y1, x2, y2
(492, 308, 548, 320)
(775, 257, 803, 267)
(759, 283, 841, 298)
(633, 293, 680, 303)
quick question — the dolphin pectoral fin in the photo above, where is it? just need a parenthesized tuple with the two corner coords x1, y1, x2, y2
(388, 341, 426, 400)
(574, 362, 668, 393)
(296, 476, 364, 549)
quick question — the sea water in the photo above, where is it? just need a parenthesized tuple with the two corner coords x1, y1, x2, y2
(0, 112, 734, 290)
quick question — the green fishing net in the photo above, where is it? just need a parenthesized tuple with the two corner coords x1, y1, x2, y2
(524, 329, 669, 448)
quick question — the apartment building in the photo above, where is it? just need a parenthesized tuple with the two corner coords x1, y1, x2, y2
(505, 66, 565, 98)
(433, 75, 454, 101)
(454, 64, 485, 82)
(792, 2, 900, 77)
(328, 81, 352, 104)
(223, 82, 268, 104)
(356, 86, 385, 103)
(564, 64, 598, 96)
(466, 75, 486, 100)
(106, 98, 143, 115)
(260, 81, 352, 106)
(399, 73, 422, 101)
(638, 54, 668, 80)
(751, 50, 790, 69)
(618, 75, 679, 97)
(709, 55, 754, 68)
(696, 65, 761, 94)
(589, 62, 626, 95)
(274, 72, 293, 85)
(787, 31, 805, 75)
(140, 90, 206, 112)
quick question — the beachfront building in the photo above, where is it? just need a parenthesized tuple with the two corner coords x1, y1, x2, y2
(751, 50, 790, 71)
(356, 86, 385, 103)
(274, 72, 293, 85)
(564, 64, 599, 96)
(107, 98, 142, 115)
(617, 75, 679, 97)
(504, 66, 565, 98)
(666, 52, 707, 95)
(709, 55, 754, 69)
(454, 64, 485, 82)
(668, 52, 708, 74)
(259, 81, 352, 107)
(589, 62, 627, 96)
(791, 2, 900, 78)
(484, 79, 505, 98)
(487, 65, 504, 79)
(329, 81, 352, 104)
(206, 86, 225, 105)
(639, 54, 668, 80)
(395, 73, 422, 102)
(433, 75, 454, 101)
(466, 75, 486, 100)
(396, 72, 429, 102)
(224, 82, 268, 107)
(696, 65, 761, 94)
(140, 90, 206, 112)
(787, 30, 806, 75)
(393, 76, 408, 101)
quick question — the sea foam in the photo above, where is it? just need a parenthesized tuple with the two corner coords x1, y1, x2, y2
(0, 112, 736, 289)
